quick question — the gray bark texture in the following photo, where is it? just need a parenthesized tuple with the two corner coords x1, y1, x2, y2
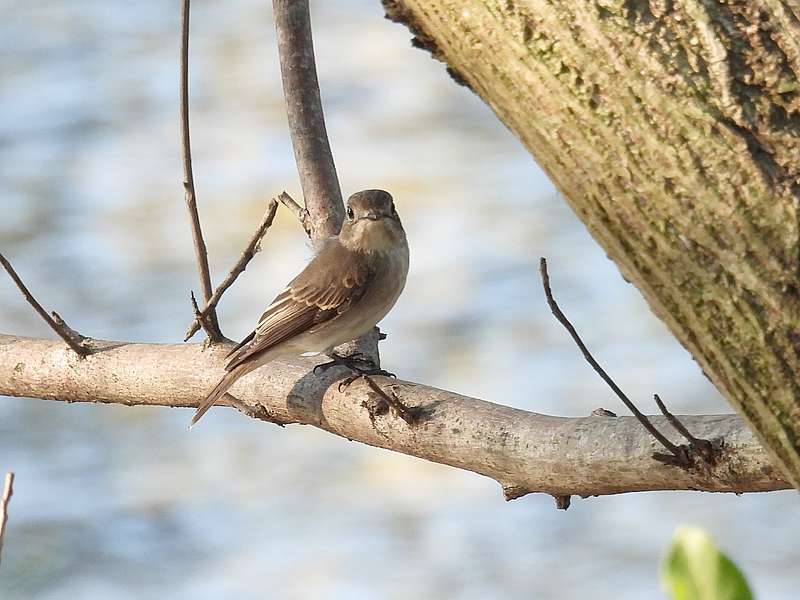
(382, 0, 800, 487)
(274, 0, 344, 240)
(0, 334, 788, 499)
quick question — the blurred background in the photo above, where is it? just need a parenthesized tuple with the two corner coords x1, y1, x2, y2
(0, 0, 796, 598)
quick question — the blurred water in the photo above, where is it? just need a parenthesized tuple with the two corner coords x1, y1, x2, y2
(0, 1, 796, 598)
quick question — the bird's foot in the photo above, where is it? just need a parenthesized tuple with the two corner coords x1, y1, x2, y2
(313, 353, 413, 424)
(314, 352, 395, 379)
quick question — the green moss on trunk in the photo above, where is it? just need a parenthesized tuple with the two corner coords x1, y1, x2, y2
(384, 0, 800, 486)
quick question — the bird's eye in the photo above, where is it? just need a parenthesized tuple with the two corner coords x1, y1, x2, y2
(347, 207, 354, 220)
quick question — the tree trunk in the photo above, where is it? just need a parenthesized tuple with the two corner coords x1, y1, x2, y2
(383, 0, 800, 486)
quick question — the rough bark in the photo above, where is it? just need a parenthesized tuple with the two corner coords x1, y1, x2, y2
(0, 334, 788, 500)
(383, 0, 800, 487)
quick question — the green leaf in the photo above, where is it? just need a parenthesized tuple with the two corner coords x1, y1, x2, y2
(661, 526, 753, 600)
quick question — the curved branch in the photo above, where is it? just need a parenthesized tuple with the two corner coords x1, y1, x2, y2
(0, 334, 787, 500)
(273, 0, 344, 240)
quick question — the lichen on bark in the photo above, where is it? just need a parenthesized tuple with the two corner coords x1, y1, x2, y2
(383, 0, 800, 486)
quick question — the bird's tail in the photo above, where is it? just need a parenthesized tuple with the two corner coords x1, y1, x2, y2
(189, 363, 251, 429)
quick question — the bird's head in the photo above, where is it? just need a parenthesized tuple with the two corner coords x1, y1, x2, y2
(339, 189, 405, 253)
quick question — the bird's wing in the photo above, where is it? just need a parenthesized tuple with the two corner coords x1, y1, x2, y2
(225, 241, 372, 370)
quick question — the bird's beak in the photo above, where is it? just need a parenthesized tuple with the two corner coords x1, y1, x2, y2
(362, 211, 383, 221)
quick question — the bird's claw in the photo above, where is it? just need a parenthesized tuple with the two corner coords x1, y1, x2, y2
(315, 353, 405, 425)
(314, 352, 394, 379)
(313, 360, 337, 375)
(313, 352, 363, 374)
(338, 373, 362, 392)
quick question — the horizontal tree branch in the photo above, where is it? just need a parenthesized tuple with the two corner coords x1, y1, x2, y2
(0, 333, 788, 500)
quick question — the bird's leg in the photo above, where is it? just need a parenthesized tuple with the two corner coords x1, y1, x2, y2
(312, 353, 415, 425)
(313, 351, 358, 374)
(345, 352, 396, 379)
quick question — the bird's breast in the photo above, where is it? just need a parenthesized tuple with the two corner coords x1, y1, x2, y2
(305, 244, 409, 353)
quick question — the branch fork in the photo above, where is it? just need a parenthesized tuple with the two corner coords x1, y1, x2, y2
(538, 257, 718, 471)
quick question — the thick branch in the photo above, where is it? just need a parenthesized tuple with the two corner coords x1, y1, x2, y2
(180, 0, 222, 341)
(0, 334, 787, 499)
(273, 0, 344, 240)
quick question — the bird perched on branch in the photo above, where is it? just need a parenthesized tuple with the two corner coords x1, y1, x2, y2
(190, 189, 409, 427)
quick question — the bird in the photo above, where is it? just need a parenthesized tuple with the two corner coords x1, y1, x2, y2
(189, 189, 409, 428)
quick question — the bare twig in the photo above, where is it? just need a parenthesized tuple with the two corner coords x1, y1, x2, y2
(0, 253, 89, 356)
(189, 291, 216, 342)
(180, 0, 222, 342)
(273, 0, 345, 240)
(538, 257, 686, 464)
(278, 191, 311, 237)
(655, 394, 716, 464)
(0, 472, 14, 566)
(185, 198, 280, 341)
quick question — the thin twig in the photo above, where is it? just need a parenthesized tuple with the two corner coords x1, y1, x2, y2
(277, 191, 311, 237)
(185, 198, 280, 341)
(655, 394, 716, 464)
(180, 0, 222, 342)
(273, 0, 344, 241)
(0, 472, 14, 566)
(0, 253, 89, 356)
(538, 257, 685, 462)
(189, 290, 215, 337)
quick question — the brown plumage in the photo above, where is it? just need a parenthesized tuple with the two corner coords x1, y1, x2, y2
(225, 241, 374, 371)
(190, 189, 409, 428)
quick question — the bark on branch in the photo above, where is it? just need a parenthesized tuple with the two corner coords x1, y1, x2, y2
(383, 0, 800, 488)
(0, 334, 787, 500)
(274, 0, 345, 240)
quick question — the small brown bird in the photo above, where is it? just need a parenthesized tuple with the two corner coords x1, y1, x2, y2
(190, 189, 409, 427)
